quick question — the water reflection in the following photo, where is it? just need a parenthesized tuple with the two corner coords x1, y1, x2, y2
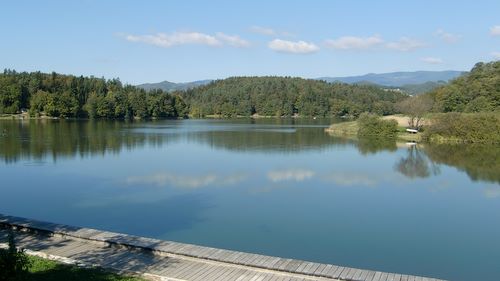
(267, 169, 315, 182)
(0, 119, 498, 185)
(423, 144, 500, 184)
(356, 137, 397, 155)
(395, 145, 440, 179)
(126, 172, 248, 189)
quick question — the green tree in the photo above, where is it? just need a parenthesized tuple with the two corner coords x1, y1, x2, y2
(0, 231, 32, 281)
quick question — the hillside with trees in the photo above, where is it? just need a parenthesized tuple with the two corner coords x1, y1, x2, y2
(181, 76, 407, 118)
(0, 70, 188, 119)
(429, 61, 500, 112)
(0, 71, 408, 119)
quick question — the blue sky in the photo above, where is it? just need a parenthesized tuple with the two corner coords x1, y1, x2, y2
(1, 0, 500, 84)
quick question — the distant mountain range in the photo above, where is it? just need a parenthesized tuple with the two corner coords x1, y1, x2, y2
(137, 70, 465, 94)
(137, 79, 213, 92)
(317, 70, 464, 87)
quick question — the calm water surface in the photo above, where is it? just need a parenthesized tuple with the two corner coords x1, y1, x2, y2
(0, 119, 499, 281)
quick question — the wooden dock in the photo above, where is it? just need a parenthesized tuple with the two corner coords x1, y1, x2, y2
(0, 214, 445, 281)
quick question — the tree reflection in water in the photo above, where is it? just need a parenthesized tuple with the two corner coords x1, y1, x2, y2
(394, 145, 440, 178)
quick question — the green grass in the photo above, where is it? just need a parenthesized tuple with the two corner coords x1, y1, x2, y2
(325, 119, 422, 142)
(324, 120, 359, 136)
(24, 255, 145, 281)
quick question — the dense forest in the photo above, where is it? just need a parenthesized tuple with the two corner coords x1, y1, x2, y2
(0, 71, 407, 119)
(0, 70, 188, 119)
(428, 61, 500, 112)
(182, 77, 407, 117)
(1, 61, 498, 119)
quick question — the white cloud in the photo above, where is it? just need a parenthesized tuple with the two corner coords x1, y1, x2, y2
(325, 35, 384, 50)
(386, 37, 426, 52)
(125, 32, 222, 48)
(250, 25, 276, 36)
(484, 186, 500, 199)
(421, 57, 444, 64)
(268, 39, 319, 54)
(491, 52, 500, 59)
(490, 25, 500, 36)
(249, 26, 294, 37)
(323, 172, 378, 187)
(126, 172, 247, 189)
(435, 29, 461, 43)
(215, 32, 250, 47)
(267, 169, 315, 182)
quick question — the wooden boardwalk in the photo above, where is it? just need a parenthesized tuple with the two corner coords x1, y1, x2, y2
(0, 214, 445, 281)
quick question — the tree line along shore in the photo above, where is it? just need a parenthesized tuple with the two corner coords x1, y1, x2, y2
(1, 61, 499, 143)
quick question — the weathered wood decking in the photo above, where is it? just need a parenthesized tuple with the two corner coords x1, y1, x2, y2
(0, 214, 445, 281)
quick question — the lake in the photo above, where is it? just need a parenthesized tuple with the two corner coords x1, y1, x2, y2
(0, 119, 499, 281)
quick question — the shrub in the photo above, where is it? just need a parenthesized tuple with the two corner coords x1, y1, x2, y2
(0, 230, 31, 281)
(424, 112, 500, 144)
(357, 113, 399, 138)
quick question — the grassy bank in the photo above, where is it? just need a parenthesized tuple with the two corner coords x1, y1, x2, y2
(326, 112, 500, 144)
(22, 255, 145, 281)
(325, 115, 422, 142)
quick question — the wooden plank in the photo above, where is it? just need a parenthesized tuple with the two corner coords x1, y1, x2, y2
(277, 259, 294, 271)
(248, 254, 267, 267)
(224, 251, 246, 264)
(393, 273, 403, 281)
(340, 267, 353, 279)
(319, 264, 333, 276)
(255, 255, 275, 268)
(324, 265, 340, 277)
(209, 249, 228, 261)
(263, 257, 282, 269)
(283, 259, 303, 273)
(313, 264, 327, 276)
(305, 262, 321, 275)
(379, 272, 390, 281)
(347, 267, 362, 280)
(170, 262, 202, 278)
(359, 269, 370, 281)
(226, 268, 249, 281)
(260, 273, 277, 281)
(142, 257, 171, 275)
(247, 271, 266, 281)
(332, 266, 347, 279)
(157, 259, 189, 275)
(201, 266, 233, 281)
(294, 261, 309, 273)
(49, 238, 90, 257)
(180, 263, 213, 280)
(234, 270, 252, 281)
(185, 264, 217, 281)
(268, 275, 285, 281)
(363, 270, 377, 281)
(214, 266, 240, 281)
(299, 262, 314, 274)
(350, 268, 364, 280)
(271, 258, 289, 271)
(217, 250, 241, 263)
(191, 264, 223, 281)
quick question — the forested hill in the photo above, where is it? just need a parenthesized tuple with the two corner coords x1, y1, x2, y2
(0, 71, 408, 119)
(429, 61, 500, 112)
(181, 76, 407, 117)
(0, 70, 188, 119)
